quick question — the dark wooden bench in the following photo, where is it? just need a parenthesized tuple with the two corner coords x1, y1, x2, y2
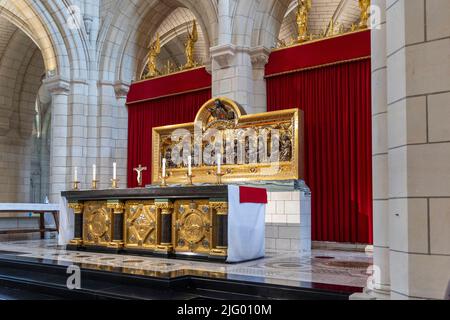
(0, 204, 59, 239)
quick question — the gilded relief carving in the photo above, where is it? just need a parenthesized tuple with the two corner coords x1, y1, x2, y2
(152, 97, 304, 185)
(124, 201, 158, 250)
(83, 201, 113, 247)
(174, 200, 212, 255)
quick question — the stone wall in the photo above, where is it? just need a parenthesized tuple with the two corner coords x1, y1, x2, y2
(265, 191, 311, 254)
(367, 0, 450, 300)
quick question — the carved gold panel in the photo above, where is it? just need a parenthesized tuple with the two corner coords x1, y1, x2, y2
(82, 201, 113, 247)
(173, 200, 212, 255)
(152, 97, 304, 185)
(124, 201, 158, 250)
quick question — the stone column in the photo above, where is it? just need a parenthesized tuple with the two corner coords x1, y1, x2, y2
(368, 0, 391, 298)
(385, 0, 450, 300)
(250, 46, 271, 113)
(44, 76, 71, 202)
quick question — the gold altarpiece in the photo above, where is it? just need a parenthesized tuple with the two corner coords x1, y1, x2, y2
(152, 97, 304, 185)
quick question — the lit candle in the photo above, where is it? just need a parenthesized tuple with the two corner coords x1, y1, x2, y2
(113, 162, 117, 180)
(92, 164, 96, 181)
(188, 156, 192, 176)
(74, 167, 78, 182)
(162, 158, 167, 177)
(217, 153, 221, 174)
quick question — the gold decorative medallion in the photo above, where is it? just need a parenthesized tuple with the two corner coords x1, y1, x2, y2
(173, 200, 212, 255)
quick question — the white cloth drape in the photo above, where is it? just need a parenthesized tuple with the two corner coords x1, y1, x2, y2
(58, 195, 74, 246)
(227, 185, 265, 263)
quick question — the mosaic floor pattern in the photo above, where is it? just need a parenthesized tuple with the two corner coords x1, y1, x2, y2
(0, 240, 373, 289)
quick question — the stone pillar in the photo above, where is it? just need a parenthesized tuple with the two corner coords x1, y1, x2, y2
(210, 45, 271, 115)
(250, 46, 271, 113)
(368, 0, 391, 298)
(44, 76, 71, 202)
(385, 0, 450, 300)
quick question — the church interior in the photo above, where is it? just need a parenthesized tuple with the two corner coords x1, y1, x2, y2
(0, 0, 449, 302)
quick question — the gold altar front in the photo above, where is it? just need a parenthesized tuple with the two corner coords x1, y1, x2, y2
(67, 187, 230, 260)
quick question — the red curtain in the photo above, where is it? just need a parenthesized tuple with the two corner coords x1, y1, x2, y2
(127, 89, 211, 188)
(267, 59, 373, 244)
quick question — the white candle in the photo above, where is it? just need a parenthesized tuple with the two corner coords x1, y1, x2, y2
(92, 164, 96, 181)
(74, 167, 78, 182)
(113, 162, 117, 180)
(217, 153, 221, 174)
(162, 158, 167, 177)
(188, 156, 192, 176)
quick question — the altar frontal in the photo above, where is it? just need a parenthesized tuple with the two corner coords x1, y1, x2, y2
(62, 98, 304, 263)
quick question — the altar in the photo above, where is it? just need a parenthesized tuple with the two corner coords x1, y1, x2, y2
(61, 97, 306, 263)
(62, 185, 267, 262)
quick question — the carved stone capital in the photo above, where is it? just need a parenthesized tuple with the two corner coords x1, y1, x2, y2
(210, 44, 236, 68)
(114, 81, 130, 98)
(43, 75, 71, 95)
(250, 46, 271, 69)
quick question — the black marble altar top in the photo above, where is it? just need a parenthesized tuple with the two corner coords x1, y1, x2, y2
(61, 185, 229, 201)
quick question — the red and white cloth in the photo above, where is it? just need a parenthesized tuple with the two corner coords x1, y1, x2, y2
(227, 185, 267, 263)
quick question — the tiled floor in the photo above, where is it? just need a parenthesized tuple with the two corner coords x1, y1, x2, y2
(0, 240, 373, 290)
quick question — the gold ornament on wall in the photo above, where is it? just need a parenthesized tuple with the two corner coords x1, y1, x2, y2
(358, 0, 371, 29)
(143, 33, 161, 79)
(184, 20, 198, 69)
(296, 0, 312, 43)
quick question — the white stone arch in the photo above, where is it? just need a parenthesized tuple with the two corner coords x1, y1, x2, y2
(98, 0, 218, 85)
(0, 0, 91, 81)
(250, 0, 292, 48)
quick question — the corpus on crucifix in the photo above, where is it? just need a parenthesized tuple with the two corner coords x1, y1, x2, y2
(134, 164, 148, 187)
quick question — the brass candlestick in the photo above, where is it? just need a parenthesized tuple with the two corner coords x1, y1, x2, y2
(91, 180, 99, 190)
(160, 174, 169, 187)
(111, 179, 119, 189)
(72, 181, 80, 191)
(186, 173, 195, 186)
(215, 172, 225, 185)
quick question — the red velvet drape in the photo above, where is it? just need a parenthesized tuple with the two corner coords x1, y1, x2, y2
(127, 89, 211, 187)
(267, 59, 373, 244)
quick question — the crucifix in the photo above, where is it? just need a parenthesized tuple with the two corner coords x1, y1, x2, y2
(134, 164, 148, 187)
